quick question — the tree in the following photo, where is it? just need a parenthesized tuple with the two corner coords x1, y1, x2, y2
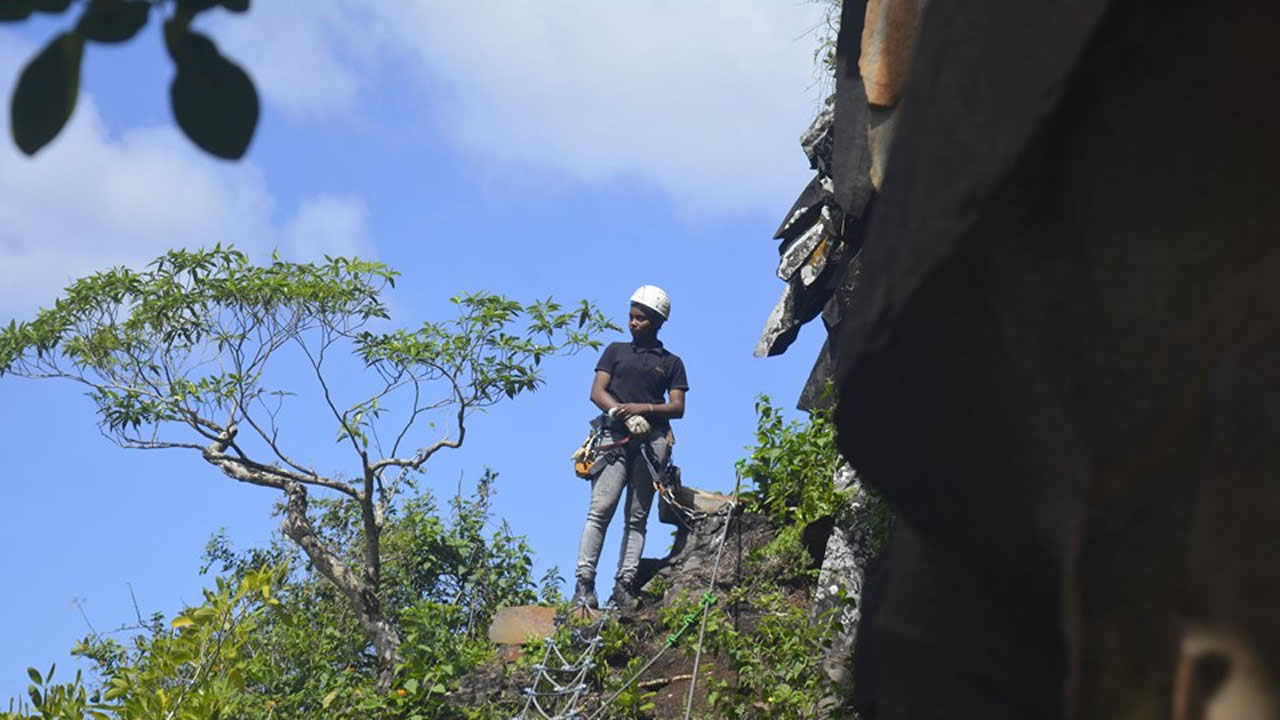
(0, 246, 616, 689)
(7, 566, 287, 720)
(4, 470, 553, 720)
(3, 0, 258, 158)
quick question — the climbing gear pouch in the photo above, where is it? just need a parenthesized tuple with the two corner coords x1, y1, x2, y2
(571, 416, 629, 479)
(571, 426, 603, 478)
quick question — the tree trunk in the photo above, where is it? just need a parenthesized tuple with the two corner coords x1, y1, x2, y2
(280, 481, 402, 690)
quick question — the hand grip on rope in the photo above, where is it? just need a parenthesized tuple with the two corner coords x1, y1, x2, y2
(665, 592, 717, 648)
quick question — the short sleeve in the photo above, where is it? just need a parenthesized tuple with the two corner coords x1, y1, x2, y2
(668, 356, 689, 391)
(595, 343, 621, 375)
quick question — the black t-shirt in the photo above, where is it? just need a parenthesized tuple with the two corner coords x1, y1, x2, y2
(595, 341, 688, 429)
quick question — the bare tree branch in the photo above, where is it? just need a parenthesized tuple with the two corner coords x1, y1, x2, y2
(369, 395, 468, 475)
(200, 426, 358, 498)
(295, 328, 365, 461)
(119, 438, 208, 451)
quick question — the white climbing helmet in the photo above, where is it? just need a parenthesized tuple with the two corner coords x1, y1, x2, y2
(629, 285, 670, 321)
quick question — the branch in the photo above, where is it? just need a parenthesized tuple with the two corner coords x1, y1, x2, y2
(118, 438, 207, 451)
(369, 396, 467, 474)
(238, 405, 318, 479)
(388, 372, 423, 460)
(277, 479, 399, 677)
(200, 426, 359, 499)
(295, 329, 364, 460)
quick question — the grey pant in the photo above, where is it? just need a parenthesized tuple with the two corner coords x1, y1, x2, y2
(575, 433, 670, 585)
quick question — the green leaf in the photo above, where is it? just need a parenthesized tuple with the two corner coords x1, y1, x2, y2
(10, 31, 83, 155)
(321, 689, 338, 709)
(0, 0, 34, 21)
(170, 615, 195, 629)
(403, 678, 419, 694)
(77, 0, 151, 44)
(227, 667, 244, 690)
(26, 667, 41, 685)
(27, 685, 42, 707)
(166, 28, 258, 159)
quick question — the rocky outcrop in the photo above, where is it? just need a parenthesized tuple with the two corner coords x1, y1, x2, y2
(826, 1, 1280, 717)
(811, 464, 885, 692)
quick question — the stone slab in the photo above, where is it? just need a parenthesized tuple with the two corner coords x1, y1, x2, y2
(860, 0, 924, 107)
(673, 485, 735, 514)
(487, 605, 557, 646)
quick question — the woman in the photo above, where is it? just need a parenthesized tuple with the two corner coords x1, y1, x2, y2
(572, 285, 688, 610)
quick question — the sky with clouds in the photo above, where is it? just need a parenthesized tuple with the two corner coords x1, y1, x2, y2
(0, 0, 833, 698)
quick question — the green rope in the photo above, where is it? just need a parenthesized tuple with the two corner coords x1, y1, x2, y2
(665, 592, 717, 648)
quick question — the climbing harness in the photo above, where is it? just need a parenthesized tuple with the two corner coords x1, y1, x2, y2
(570, 416, 632, 479)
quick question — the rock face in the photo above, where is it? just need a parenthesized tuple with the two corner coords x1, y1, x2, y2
(469, 506, 783, 719)
(811, 464, 884, 691)
(823, 1, 1280, 718)
(756, 0, 922, 414)
(755, 1, 923, 715)
(639, 506, 769, 599)
(488, 483, 738, 653)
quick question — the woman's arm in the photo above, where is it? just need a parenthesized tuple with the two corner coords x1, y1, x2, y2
(591, 372, 685, 420)
(643, 388, 685, 420)
(591, 370, 632, 418)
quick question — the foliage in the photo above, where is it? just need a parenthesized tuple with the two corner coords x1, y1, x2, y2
(0, 246, 616, 686)
(601, 656, 657, 720)
(3, 566, 285, 720)
(3, 0, 257, 158)
(749, 523, 821, 587)
(660, 586, 844, 720)
(5, 469, 550, 720)
(736, 395, 847, 529)
(200, 471, 550, 720)
(810, 0, 842, 97)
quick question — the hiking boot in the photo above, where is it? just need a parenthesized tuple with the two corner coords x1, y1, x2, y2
(571, 577, 598, 609)
(609, 578, 641, 611)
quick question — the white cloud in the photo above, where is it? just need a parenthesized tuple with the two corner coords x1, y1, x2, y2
(209, 1, 830, 217)
(282, 195, 374, 261)
(2, 0, 829, 313)
(208, 2, 375, 116)
(0, 32, 373, 320)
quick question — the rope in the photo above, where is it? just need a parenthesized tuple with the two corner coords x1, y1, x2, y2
(584, 484, 740, 720)
(583, 593, 716, 720)
(682, 472, 740, 720)
(637, 438, 734, 537)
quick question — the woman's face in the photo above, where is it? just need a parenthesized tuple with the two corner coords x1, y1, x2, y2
(629, 304, 660, 341)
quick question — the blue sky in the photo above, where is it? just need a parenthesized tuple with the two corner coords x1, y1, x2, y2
(0, 1, 830, 699)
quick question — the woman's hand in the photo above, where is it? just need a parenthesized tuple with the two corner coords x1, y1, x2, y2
(617, 402, 654, 418)
(609, 403, 638, 420)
